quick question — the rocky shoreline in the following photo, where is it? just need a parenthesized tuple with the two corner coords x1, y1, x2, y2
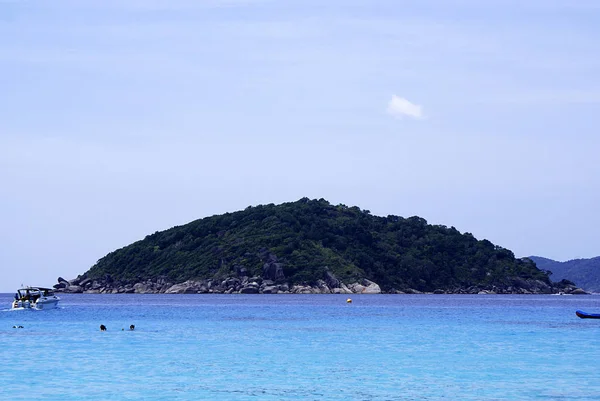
(53, 275, 587, 295)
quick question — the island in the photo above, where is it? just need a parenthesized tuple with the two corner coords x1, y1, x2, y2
(528, 256, 600, 294)
(56, 198, 585, 295)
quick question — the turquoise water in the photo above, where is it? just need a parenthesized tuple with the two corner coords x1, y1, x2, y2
(1, 294, 600, 400)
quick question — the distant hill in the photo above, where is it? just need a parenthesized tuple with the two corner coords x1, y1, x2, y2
(529, 256, 600, 293)
(65, 198, 571, 294)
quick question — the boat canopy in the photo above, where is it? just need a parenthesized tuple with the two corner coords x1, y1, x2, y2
(17, 287, 56, 296)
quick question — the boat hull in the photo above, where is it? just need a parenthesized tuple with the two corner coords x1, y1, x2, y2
(576, 310, 600, 319)
(34, 297, 60, 310)
(11, 296, 60, 310)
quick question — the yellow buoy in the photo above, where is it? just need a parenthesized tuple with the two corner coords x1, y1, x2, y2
(346, 298, 352, 303)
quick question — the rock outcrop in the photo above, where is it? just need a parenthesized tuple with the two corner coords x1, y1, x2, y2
(53, 273, 586, 295)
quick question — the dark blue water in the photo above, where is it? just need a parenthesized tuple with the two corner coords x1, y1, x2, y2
(2, 294, 599, 400)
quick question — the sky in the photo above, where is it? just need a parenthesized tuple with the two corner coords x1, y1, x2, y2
(1, 0, 599, 292)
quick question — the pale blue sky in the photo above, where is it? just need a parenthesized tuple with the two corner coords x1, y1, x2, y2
(1, 0, 599, 292)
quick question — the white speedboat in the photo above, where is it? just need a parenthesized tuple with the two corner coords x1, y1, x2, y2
(11, 287, 60, 310)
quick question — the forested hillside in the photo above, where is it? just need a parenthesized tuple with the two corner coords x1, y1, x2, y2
(80, 198, 552, 293)
(529, 256, 600, 293)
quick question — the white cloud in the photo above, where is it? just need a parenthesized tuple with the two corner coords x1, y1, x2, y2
(386, 95, 424, 119)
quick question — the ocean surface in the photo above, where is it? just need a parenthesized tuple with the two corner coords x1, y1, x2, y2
(1, 293, 600, 400)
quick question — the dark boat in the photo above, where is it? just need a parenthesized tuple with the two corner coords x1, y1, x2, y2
(576, 310, 600, 319)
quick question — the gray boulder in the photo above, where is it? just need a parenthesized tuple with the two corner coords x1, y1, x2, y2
(69, 277, 82, 286)
(261, 286, 279, 294)
(165, 281, 200, 294)
(79, 278, 92, 288)
(133, 283, 150, 294)
(239, 286, 259, 294)
(67, 285, 83, 293)
(332, 284, 352, 294)
(290, 285, 315, 294)
(315, 280, 332, 294)
(361, 279, 382, 294)
(324, 271, 340, 288)
(262, 254, 285, 281)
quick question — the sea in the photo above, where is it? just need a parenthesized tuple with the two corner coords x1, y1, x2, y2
(1, 293, 600, 401)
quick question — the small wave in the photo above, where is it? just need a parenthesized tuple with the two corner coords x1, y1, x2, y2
(2, 306, 62, 312)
